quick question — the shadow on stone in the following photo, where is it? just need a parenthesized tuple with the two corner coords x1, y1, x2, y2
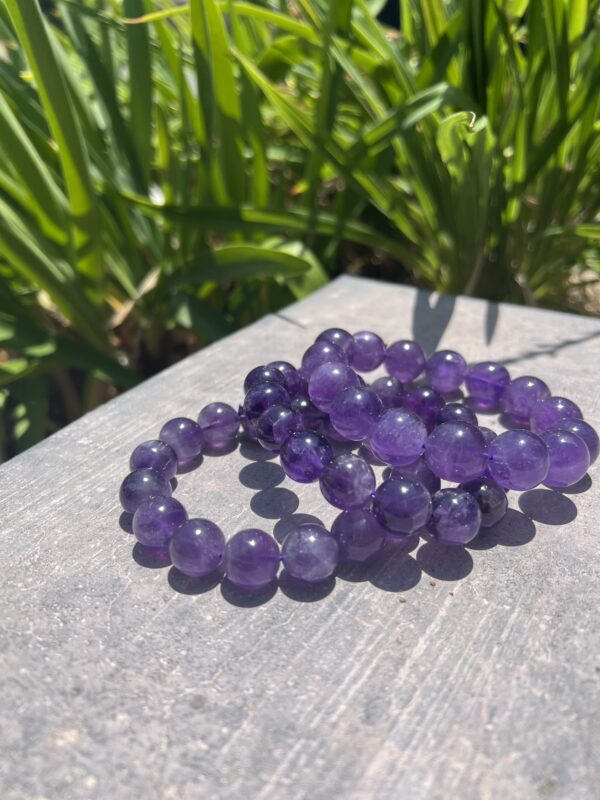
(240, 440, 277, 462)
(370, 546, 422, 592)
(250, 487, 299, 519)
(220, 577, 278, 607)
(559, 473, 592, 495)
(176, 454, 203, 474)
(416, 541, 473, 581)
(279, 570, 335, 602)
(132, 542, 172, 569)
(518, 489, 577, 525)
(468, 508, 536, 550)
(119, 511, 134, 534)
(239, 461, 285, 490)
(168, 567, 222, 595)
(273, 513, 325, 544)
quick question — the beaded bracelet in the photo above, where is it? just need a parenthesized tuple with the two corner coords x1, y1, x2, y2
(119, 327, 598, 592)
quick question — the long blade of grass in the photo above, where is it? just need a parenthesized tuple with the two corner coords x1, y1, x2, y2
(123, 0, 153, 190)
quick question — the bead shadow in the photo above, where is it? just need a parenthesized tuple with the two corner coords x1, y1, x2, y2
(416, 541, 474, 581)
(239, 461, 285, 490)
(518, 489, 577, 525)
(559, 473, 592, 495)
(119, 511, 133, 534)
(467, 508, 536, 550)
(239, 440, 277, 462)
(132, 542, 172, 569)
(168, 567, 223, 595)
(220, 577, 278, 607)
(279, 570, 336, 602)
(176, 454, 203, 474)
(368, 536, 422, 592)
(250, 488, 299, 519)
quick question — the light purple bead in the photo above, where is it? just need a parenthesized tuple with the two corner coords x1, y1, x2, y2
(459, 477, 508, 528)
(330, 386, 383, 441)
(550, 419, 599, 465)
(267, 361, 303, 396)
(132, 495, 187, 547)
(427, 489, 481, 546)
(384, 340, 426, 382)
(368, 408, 427, 467)
(169, 518, 225, 577)
(372, 478, 432, 536)
(541, 430, 590, 489)
(130, 440, 178, 480)
(371, 376, 404, 408)
(301, 341, 346, 378)
(290, 395, 327, 431)
(500, 376, 550, 423)
(308, 361, 360, 412)
(349, 331, 386, 372)
(159, 417, 204, 462)
(255, 404, 302, 451)
(424, 421, 488, 482)
(280, 430, 333, 483)
(319, 454, 376, 510)
(243, 365, 287, 393)
(197, 402, 240, 451)
(388, 458, 441, 495)
(331, 509, 387, 563)
(224, 529, 280, 589)
(437, 402, 478, 426)
(403, 385, 444, 431)
(488, 430, 549, 490)
(243, 382, 290, 423)
(530, 396, 583, 434)
(316, 327, 353, 355)
(465, 361, 510, 410)
(479, 427, 498, 447)
(119, 468, 172, 513)
(282, 524, 339, 582)
(425, 350, 467, 393)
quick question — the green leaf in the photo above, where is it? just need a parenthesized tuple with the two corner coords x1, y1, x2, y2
(174, 243, 314, 285)
(124, 0, 153, 189)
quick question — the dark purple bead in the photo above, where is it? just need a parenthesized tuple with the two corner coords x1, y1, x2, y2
(368, 408, 427, 467)
(349, 331, 385, 372)
(541, 430, 590, 489)
(308, 361, 360, 412)
(316, 327, 353, 355)
(424, 421, 488, 482)
(169, 518, 225, 577)
(243, 365, 287, 393)
(255, 404, 302, 451)
(372, 478, 432, 536)
(224, 529, 280, 589)
(267, 361, 303, 396)
(384, 340, 426, 383)
(530, 396, 583, 434)
(318, 417, 353, 443)
(437, 402, 478, 426)
(290, 395, 327, 430)
(130, 440, 178, 480)
(465, 361, 510, 410)
(301, 341, 346, 378)
(425, 350, 467, 393)
(500, 376, 550, 424)
(280, 430, 333, 483)
(281, 524, 339, 582)
(388, 458, 441, 495)
(238, 406, 258, 440)
(132, 495, 187, 547)
(197, 402, 240, 451)
(159, 417, 204, 462)
(371, 376, 405, 408)
(119, 468, 172, 513)
(319, 454, 376, 510)
(488, 430, 549, 490)
(479, 427, 498, 447)
(403, 385, 445, 431)
(243, 382, 290, 422)
(459, 477, 508, 528)
(330, 386, 383, 441)
(550, 419, 599, 465)
(427, 489, 481, 546)
(331, 509, 387, 563)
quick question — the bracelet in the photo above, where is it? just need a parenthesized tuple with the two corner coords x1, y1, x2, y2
(119, 327, 598, 592)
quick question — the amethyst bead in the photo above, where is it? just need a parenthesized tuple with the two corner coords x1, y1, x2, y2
(550, 419, 599, 465)
(488, 430, 549, 490)
(316, 327, 353, 355)
(290, 395, 327, 431)
(384, 340, 426, 383)
(281, 524, 339, 582)
(301, 341, 346, 378)
(243, 382, 290, 423)
(479, 427, 498, 447)
(388, 458, 441, 495)
(424, 421, 488, 482)
(500, 376, 550, 424)
(427, 489, 481, 546)
(425, 350, 467, 393)
(197, 402, 240, 451)
(319, 454, 376, 510)
(541, 430, 590, 489)
(368, 408, 427, 467)
(267, 361, 303, 396)
(130, 440, 178, 480)
(119, 468, 172, 513)
(331, 509, 387, 563)
(465, 361, 510, 410)
(329, 386, 383, 441)
(530, 396, 583, 435)
(159, 417, 204, 463)
(348, 331, 386, 372)
(255, 404, 302, 451)
(372, 478, 432, 536)
(371, 376, 404, 409)
(459, 477, 508, 528)
(169, 518, 225, 577)
(243, 365, 287, 393)
(437, 402, 478, 426)
(280, 430, 333, 483)
(132, 495, 187, 547)
(403, 385, 445, 431)
(308, 361, 360, 412)
(224, 529, 280, 589)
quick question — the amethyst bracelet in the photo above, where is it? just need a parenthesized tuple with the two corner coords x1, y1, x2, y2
(119, 328, 598, 592)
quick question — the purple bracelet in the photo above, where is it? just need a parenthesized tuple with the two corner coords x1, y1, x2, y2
(119, 327, 598, 592)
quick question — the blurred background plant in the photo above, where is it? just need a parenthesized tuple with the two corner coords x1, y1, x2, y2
(0, 0, 598, 458)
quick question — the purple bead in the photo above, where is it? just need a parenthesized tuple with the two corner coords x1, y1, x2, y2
(500, 376, 550, 423)
(267, 361, 303, 396)
(330, 386, 383, 441)
(550, 419, 599, 465)
(169, 518, 225, 577)
(319, 454, 376, 510)
(119, 468, 172, 513)
(255, 404, 302, 451)
(530, 396, 583, 434)
(424, 421, 488, 482)
(301, 341, 346, 378)
(465, 361, 510, 410)
(197, 402, 240, 451)
(280, 430, 333, 483)
(372, 478, 432, 536)
(425, 350, 467, 393)
(331, 509, 387, 563)
(384, 340, 426, 382)
(281, 524, 339, 582)
(130, 440, 178, 479)
(479, 427, 498, 447)
(132, 495, 187, 547)
(437, 402, 478, 426)
(388, 458, 441, 495)
(403, 385, 444, 431)
(308, 361, 360, 412)
(316, 327, 353, 355)
(238, 407, 258, 440)
(243, 382, 290, 423)
(541, 430, 590, 489)
(488, 430, 549, 490)
(368, 408, 427, 467)
(243, 365, 287, 393)
(159, 417, 204, 462)
(371, 376, 405, 408)
(224, 529, 280, 589)
(348, 331, 386, 372)
(290, 395, 327, 431)
(459, 477, 508, 528)
(427, 489, 481, 546)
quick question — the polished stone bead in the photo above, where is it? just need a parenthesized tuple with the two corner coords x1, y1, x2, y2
(403, 385, 445, 431)
(349, 331, 386, 372)
(316, 327, 353, 355)
(319, 454, 376, 510)
(550, 419, 599, 465)
(159, 417, 204, 462)
(281, 524, 339, 582)
(130, 440, 178, 480)
(169, 518, 226, 577)
(427, 489, 481, 546)
(500, 376, 550, 423)
(308, 361, 360, 412)
(368, 408, 427, 467)
(243, 382, 291, 423)
(280, 430, 333, 483)
(119, 468, 172, 513)
(425, 350, 467, 393)
(290, 395, 327, 431)
(465, 361, 510, 410)
(132, 495, 187, 547)
(541, 430, 590, 489)
(384, 340, 426, 383)
(267, 360, 304, 396)
(372, 478, 432, 536)
(255, 404, 302, 451)
(331, 509, 387, 564)
(371, 376, 405, 408)
(197, 402, 240, 451)
(479, 427, 498, 447)
(388, 458, 441, 495)
(238, 407, 258, 440)
(424, 421, 488, 482)
(301, 341, 346, 378)
(488, 430, 549, 490)
(530, 396, 583, 434)
(330, 386, 383, 441)
(224, 529, 280, 589)
(459, 477, 508, 528)
(437, 402, 478, 426)
(243, 365, 287, 393)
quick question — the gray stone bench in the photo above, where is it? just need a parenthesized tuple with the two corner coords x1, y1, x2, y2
(1, 276, 599, 800)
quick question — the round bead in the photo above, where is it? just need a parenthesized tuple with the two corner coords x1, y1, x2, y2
(550, 419, 599, 465)
(384, 340, 426, 382)
(290, 395, 327, 431)
(372, 478, 432, 536)
(197, 402, 240, 451)
(119, 468, 172, 513)
(255, 404, 302, 451)
(437, 402, 478, 426)
(281, 524, 339, 582)
(243, 382, 290, 423)
(130, 440, 178, 480)
(424, 421, 488, 482)
(301, 341, 346, 378)
(159, 417, 204, 462)
(316, 327, 353, 355)
(371, 376, 404, 409)
(319, 454, 376, 510)
(479, 427, 498, 447)
(465, 361, 510, 410)
(488, 430, 549, 490)
(459, 477, 508, 528)
(224, 529, 280, 589)
(238, 407, 258, 440)
(280, 430, 333, 483)
(243, 365, 287, 393)
(267, 361, 304, 396)
(388, 458, 441, 495)
(132, 495, 187, 547)
(169, 518, 226, 577)
(308, 361, 360, 412)
(541, 430, 590, 489)
(427, 489, 481, 546)
(403, 385, 444, 430)
(500, 376, 550, 423)
(368, 408, 427, 467)
(425, 350, 467, 393)
(530, 396, 583, 434)
(329, 386, 383, 441)
(331, 509, 387, 564)
(348, 331, 385, 372)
